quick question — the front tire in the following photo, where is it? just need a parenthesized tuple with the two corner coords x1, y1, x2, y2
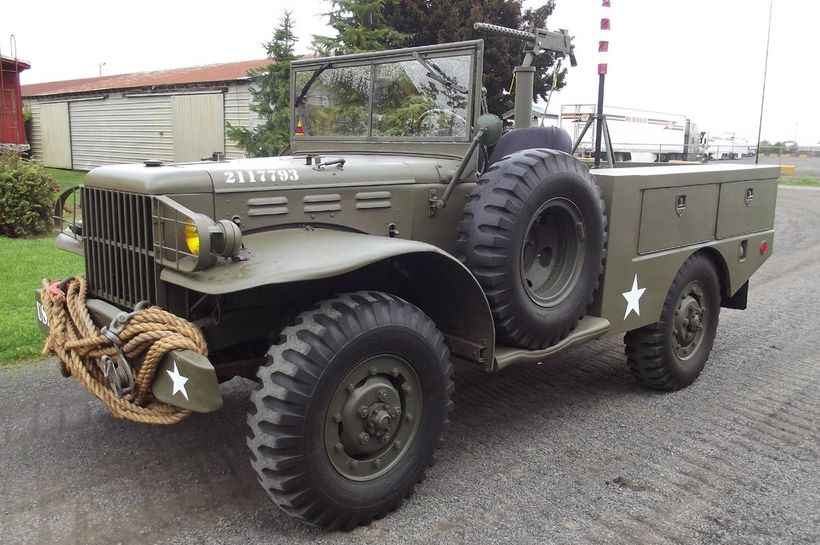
(247, 291, 453, 529)
(624, 253, 721, 391)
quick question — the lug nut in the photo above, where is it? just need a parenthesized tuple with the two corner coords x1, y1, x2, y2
(374, 459, 383, 468)
(391, 368, 400, 377)
(401, 384, 412, 392)
(394, 407, 401, 417)
(378, 390, 389, 401)
(369, 366, 377, 376)
(335, 443, 344, 452)
(393, 441, 402, 450)
(348, 460, 359, 469)
(333, 413, 342, 423)
(381, 432, 392, 443)
(359, 405, 368, 418)
(346, 383, 356, 392)
(405, 413, 414, 422)
(359, 432, 371, 445)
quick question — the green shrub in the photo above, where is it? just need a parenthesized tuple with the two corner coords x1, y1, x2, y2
(0, 152, 60, 237)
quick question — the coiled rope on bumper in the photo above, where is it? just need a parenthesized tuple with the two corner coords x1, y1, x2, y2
(40, 276, 207, 425)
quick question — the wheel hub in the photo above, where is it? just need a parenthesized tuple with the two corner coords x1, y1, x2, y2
(672, 282, 707, 359)
(339, 377, 402, 455)
(520, 198, 586, 308)
(324, 356, 421, 481)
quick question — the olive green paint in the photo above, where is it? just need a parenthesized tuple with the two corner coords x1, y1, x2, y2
(44, 39, 780, 413)
(152, 350, 223, 413)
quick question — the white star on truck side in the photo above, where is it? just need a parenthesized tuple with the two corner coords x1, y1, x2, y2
(622, 274, 646, 319)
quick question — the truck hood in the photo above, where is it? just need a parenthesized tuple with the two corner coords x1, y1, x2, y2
(84, 155, 457, 194)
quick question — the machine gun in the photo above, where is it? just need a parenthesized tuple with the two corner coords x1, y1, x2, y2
(474, 22, 576, 129)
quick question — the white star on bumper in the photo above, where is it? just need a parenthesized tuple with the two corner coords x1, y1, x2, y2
(166, 362, 190, 401)
(622, 274, 646, 319)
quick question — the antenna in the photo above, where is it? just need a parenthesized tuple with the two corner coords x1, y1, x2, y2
(755, 0, 773, 165)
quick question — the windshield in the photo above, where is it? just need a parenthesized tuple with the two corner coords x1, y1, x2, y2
(293, 53, 473, 140)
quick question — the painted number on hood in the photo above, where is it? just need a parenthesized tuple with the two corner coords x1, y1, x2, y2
(224, 169, 299, 184)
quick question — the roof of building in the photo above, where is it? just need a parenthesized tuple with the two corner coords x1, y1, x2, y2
(21, 58, 271, 97)
(1, 56, 31, 71)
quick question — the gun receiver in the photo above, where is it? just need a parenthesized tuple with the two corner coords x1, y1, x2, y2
(473, 22, 577, 67)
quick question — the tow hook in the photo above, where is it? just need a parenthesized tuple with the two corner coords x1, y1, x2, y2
(99, 300, 150, 398)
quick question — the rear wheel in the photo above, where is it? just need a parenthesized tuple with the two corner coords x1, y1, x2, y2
(624, 253, 721, 391)
(247, 291, 452, 529)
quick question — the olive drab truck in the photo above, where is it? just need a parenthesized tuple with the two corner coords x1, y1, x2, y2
(37, 22, 778, 529)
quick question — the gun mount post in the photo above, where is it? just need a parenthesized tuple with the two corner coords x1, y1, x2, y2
(474, 22, 576, 129)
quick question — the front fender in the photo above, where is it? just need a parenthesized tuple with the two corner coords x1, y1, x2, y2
(161, 228, 496, 367)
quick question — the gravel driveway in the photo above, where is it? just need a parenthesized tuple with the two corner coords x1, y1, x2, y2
(1, 185, 818, 545)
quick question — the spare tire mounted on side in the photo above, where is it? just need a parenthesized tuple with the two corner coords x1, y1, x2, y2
(458, 149, 606, 350)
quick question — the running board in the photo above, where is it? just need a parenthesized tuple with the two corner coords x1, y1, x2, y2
(493, 316, 611, 371)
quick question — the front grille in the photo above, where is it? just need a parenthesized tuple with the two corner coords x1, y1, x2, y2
(82, 188, 157, 308)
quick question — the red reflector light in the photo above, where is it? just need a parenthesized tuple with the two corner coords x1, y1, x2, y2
(760, 240, 769, 254)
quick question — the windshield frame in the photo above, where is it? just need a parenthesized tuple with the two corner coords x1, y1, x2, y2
(290, 40, 483, 149)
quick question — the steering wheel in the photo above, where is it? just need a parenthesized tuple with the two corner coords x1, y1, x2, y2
(415, 109, 468, 137)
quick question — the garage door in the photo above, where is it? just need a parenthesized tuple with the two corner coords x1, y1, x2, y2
(172, 94, 225, 162)
(40, 102, 72, 169)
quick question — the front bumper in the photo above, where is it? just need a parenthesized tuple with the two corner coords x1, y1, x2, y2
(35, 290, 223, 413)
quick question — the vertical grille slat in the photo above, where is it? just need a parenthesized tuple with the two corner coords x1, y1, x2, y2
(136, 194, 145, 303)
(123, 193, 131, 304)
(83, 188, 156, 308)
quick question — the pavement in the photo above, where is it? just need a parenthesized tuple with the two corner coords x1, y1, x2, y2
(1, 186, 819, 545)
(736, 154, 820, 178)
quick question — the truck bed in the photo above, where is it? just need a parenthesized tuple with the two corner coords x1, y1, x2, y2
(591, 163, 778, 335)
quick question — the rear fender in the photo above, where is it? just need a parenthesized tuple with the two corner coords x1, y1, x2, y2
(161, 228, 496, 368)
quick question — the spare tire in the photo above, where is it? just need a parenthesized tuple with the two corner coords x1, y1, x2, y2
(457, 149, 606, 350)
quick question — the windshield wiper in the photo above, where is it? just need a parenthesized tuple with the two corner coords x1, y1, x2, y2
(412, 53, 468, 95)
(295, 62, 332, 108)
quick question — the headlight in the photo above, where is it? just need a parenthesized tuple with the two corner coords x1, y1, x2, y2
(153, 196, 243, 272)
(184, 219, 200, 255)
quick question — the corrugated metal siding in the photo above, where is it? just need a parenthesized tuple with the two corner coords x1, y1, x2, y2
(25, 81, 254, 169)
(224, 82, 251, 159)
(70, 94, 173, 170)
(27, 100, 43, 162)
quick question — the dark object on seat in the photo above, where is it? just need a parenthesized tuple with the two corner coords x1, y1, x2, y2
(488, 127, 572, 165)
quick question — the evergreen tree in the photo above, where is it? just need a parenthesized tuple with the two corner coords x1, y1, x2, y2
(313, 0, 409, 55)
(227, 11, 296, 157)
(384, 0, 567, 117)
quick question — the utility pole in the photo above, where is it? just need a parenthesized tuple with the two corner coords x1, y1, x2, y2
(99, 62, 106, 77)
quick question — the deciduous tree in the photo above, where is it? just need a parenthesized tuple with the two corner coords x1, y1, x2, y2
(384, 0, 567, 117)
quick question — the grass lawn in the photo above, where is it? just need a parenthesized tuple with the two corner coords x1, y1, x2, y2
(0, 168, 87, 364)
(0, 236, 84, 364)
(44, 167, 86, 192)
(779, 177, 820, 187)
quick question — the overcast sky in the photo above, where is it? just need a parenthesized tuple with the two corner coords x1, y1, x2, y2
(3, 0, 816, 144)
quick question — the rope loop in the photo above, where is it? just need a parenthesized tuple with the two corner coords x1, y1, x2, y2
(40, 276, 207, 425)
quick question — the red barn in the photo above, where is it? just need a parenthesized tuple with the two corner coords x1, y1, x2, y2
(1, 55, 30, 152)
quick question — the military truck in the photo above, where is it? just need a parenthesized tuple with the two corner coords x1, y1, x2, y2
(39, 23, 778, 529)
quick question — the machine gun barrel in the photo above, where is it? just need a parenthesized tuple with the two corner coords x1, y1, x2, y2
(473, 23, 536, 42)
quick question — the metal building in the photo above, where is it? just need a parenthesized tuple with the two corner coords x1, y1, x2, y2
(22, 59, 270, 170)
